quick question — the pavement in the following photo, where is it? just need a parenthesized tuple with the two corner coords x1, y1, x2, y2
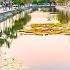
(0, 7, 16, 14)
(0, 7, 19, 22)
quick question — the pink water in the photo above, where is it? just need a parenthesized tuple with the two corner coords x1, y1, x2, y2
(10, 35, 70, 70)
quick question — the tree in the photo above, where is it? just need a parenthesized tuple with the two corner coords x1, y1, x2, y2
(32, 0, 49, 4)
(37, 0, 45, 4)
(12, 0, 33, 5)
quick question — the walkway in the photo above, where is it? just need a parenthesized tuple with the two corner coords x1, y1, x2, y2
(0, 7, 19, 22)
(0, 7, 15, 13)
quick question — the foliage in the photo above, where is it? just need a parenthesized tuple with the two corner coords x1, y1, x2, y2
(0, 38, 5, 47)
(12, 13, 31, 31)
(0, 13, 31, 48)
(55, 0, 64, 3)
(32, 0, 49, 4)
(12, 0, 50, 5)
(57, 11, 69, 24)
(0, 38, 10, 48)
(12, 0, 32, 5)
(12, 0, 21, 5)
(4, 28, 17, 39)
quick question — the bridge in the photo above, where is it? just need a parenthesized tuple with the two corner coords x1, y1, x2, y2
(25, 4, 56, 9)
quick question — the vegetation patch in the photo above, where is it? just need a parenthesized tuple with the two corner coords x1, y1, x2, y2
(0, 13, 31, 47)
(23, 23, 70, 35)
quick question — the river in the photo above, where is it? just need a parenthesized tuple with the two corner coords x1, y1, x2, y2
(1, 8, 70, 70)
(10, 8, 70, 70)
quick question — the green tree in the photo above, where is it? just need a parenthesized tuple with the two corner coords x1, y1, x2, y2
(37, 0, 45, 4)
(32, 0, 49, 4)
(12, 0, 32, 5)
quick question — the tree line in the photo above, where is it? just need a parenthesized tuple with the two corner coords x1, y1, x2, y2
(12, 0, 70, 5)
(12, 0, 50, 5)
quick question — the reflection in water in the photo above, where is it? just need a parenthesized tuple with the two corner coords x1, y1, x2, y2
(57, 10, 70, 24)
(45, 7, 70, 24)
(43, 7, 56, 12)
